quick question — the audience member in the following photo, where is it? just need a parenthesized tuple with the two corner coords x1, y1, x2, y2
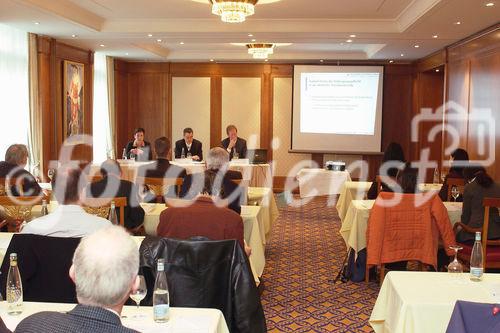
(124, 127, 152, 161)
(174, 127, 203, 161)
(0, 144, 41, 196)
(21, 165, 110, 237)
(367, 142, 406, 199)
(438, 148, 469, 201)
(221, 125, 247, 160)
(15, 226, 140, 333)
(456, 165, 500, 243)
(86, 160, 145, 229)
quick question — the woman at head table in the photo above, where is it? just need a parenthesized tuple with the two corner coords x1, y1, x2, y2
(124, 127, 153, 161)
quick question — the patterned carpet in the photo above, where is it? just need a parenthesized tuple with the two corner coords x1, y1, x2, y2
(260, 197, 380, 332)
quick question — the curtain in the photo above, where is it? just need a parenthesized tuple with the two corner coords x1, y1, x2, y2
(28, 33, 42, 178)
(92, 52, 112, 162)
(0, 24, 30, 164)
(106, 56, 116, 160)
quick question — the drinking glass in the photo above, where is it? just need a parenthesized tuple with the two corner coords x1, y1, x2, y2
(129, 275, 147, 318)
(441, 172, 446, 184)
(187, 152, 192, 158)
(130, 152, 136, 161)
(448, 245, 463, 273)
(451, 186, 459, 201)
(47, 169, 55, 182)
(233, 151, 239, 160)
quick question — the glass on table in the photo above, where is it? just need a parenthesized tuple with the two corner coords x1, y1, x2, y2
(129, 275, 147, 319)
(451, 186, 460, 201)
(448, 245, 464, 273)
(47, 168, 55, 182)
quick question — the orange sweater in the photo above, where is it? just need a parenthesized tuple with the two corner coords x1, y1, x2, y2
(366, 192, 455, 269)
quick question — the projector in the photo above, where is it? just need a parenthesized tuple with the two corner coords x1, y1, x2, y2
(325, 161, 345, 171)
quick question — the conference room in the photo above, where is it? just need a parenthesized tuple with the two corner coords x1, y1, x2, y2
(0, 0, 499, 332)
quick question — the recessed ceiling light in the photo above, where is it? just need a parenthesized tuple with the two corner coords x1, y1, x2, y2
(99, 44, 105, 47)
(125, 53, 129, 56)
(435, 69, 440, 72)
(414, 44, 420, 48)
(248, 33, 253, 37)
(251, 39, 256, 42)
(486, 2, 494, 7)
(400, 53, 404, 57)
(210, 59, 214, 62)
(180, 41, 185, 45)
(454, 21, 461, 25)
(157, 39, 162, 42)
(264, 59, 268, 62)
(389, 60, 394, 63)
(34, 22, 40, 25)
(148, 34, 153, 37)
(433, 35, 438, 38)
(349, 34, 356, 38)
(71, 34, 77, 38)
(320, 59, 324, 63)
(346, 39, 353, 43)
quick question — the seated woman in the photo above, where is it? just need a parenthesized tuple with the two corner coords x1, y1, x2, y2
(367, 142, 406, 199)
(125, 127, 152, 161)
(438, 148, 469, 202)
(455, 165, 500, 243)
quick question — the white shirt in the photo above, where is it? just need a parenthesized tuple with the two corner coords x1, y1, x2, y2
(21, 204, 111, 238)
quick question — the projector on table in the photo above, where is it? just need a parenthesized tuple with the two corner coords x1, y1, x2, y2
(325, 161, 345, 171)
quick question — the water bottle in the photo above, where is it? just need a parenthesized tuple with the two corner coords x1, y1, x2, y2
(41, 199, 49, 216)
(122, 148, 128, 160)
(153, 258, 169, 322)
(433, 167, 440, 184)
(7, 253, 23, 315)
(181, 148, 185, 159)
(108, 201, 118, 225)
(470, 232, 484, 282)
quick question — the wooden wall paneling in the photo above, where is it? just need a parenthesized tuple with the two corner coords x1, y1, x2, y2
(416, 50, 446, 72)
(260, 69, 272, 154)
(210, 76, 222, 148)
(167, 73, 172, 147)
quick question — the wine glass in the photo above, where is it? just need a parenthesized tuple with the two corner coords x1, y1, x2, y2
(448, 245, 463, 273)
(451, 186, 459, 202)
(233, 151, 239, 160)
(129, 275, 147, 318)
(130, 152, 136, 161)
(441, 172, 446, 184)
(186, 152, 192, 159)
(47, 169, 55, 182)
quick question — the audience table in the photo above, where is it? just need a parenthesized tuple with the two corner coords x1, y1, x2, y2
(89, 160, 273, 188)
(339, 199, 462, 257)
(296, 169, 351, 198)
(370, 271, 500, 333)
(0, 301, 229, 333)
(336, 181, 444, 221)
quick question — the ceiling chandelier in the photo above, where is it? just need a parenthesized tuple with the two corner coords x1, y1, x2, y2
(247, 43, 274, 59)
(210, 0, 258, 23)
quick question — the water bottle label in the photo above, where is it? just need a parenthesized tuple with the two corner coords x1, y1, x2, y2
(154, 304, 169, 318)
(470, 267, 483, 278)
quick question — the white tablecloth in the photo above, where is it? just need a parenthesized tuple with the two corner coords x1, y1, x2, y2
(339, 200, 462, 255)
(247, 187, 279, 242)
(0, 301, 229, 333)
(370, 271, 500, 333)
(296, 169, 351, 198)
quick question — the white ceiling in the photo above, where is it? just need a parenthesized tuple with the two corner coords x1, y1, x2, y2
(0, 0, 499, 62)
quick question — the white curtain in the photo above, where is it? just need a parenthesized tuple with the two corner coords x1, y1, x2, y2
(28, 33, 42, 177)
(106, 56, 116, 159)
(0, 24, 29, 163)
(92, 52, 113, 163)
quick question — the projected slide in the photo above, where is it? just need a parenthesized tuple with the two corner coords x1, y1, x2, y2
(300, 72, 380, 135)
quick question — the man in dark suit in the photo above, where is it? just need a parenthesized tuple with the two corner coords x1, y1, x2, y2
(86, 160, 145, 229)
(15, 226, 140, 333)
(174, 127, 203, 161)
(0, 144, 41, 196)
(182, 147, 244, 214)
(221, 124, 247, 160)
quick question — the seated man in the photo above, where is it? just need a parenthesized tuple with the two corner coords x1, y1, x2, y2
(15, 226, 140, 333)
(21, 165, 111, 237)
(86, 159, 145, 229)
(182, 147, 244, 214)
(0, 144, 41, 196)
(221, 124, 247, 160)
(158, 172, 251, 256)
(174, 127, 203, 161)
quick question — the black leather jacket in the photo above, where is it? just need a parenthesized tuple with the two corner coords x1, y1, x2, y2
(139, 237, 267, 333)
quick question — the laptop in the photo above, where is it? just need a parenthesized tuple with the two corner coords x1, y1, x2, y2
(247, 149, 268, 164)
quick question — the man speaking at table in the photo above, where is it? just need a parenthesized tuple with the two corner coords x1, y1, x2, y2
(174, 127, 203, 161)
(221, 125, 247, 160)
(14, 226, 140, 333)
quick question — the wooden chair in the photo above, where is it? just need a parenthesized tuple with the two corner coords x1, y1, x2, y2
(136, 177, 184, 202)
(455, 197, 500, 270)
(446, 178, 465, 201)
(80, 197, 127, 227)
(0, 195, 46, 232)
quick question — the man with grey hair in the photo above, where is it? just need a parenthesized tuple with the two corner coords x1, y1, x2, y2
(0, 144, 41, 196)
(15, 226, 140, 333)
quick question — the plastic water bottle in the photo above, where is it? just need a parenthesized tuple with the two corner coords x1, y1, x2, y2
(153, 258, 169, 322)
(41, 199, 49, 216)
(181, 148, 185, 159)
(470, 232, 484, 282)
(433, 167, 440, 184)
(108, 201, 118, 225)
(122, 148, 128, 160)
(7, 253, 23, 315)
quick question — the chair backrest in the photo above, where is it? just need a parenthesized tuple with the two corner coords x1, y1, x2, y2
(0, 177, 24, 196)
(136, 177, 183, 201)
(80, 197, 127, 226)
(481, 197, 500, 268)
(375, 175, 397, 195)
(0, 195, 47, 231)
(446, 178, 465, 201)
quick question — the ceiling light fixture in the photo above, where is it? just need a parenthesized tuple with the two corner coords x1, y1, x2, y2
(400, 53, 404, 57)
(211, 0, 257, 23)
(99, 44, 105, 47)
(320, 59, 324, 63)
(346, 39, 353, 43)
(34, 22, 40, 25)
(251, 38, 256, 42)
(157, 39, 162, 42)
(486, 2, 494, 6)
(349, 34, 356, 38)
(389, 60, 394, 63)
(454, 21, 461, 25)
(246, 43, 274, 59)
(248, 33, 253, 37)
(71, 34, 77, 38)
(210, 59, 214, 62)
(433, 35, 438, 38)
(125, 53, 129, 56)
(148, 34, 153, 37)
(435, 69, 440, 72)
(414, 44, 420, 48)
(180, 41, 185, 44)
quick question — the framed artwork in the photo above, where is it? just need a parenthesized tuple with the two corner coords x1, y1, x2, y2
(63, 60, 84, 138)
